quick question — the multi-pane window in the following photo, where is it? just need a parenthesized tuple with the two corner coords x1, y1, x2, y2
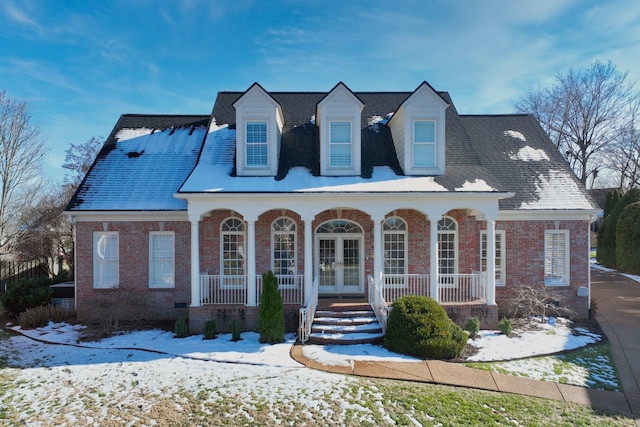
(245, 121, 268, 167)
(545, 230, 569, 286)
(272, 218, 296, 280)
(481, 230, 505, 286)
(437, 217, 457, 275)
(221, 218, 245, 287)
(414, 120, 436, 168)
(383, 217, 407, 275)
(329, 121, 352, 167)
(149, 232, 175, 288)
(93, 232, 119, 289)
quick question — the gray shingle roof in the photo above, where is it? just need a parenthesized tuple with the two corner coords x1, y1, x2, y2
(67, 89, 599, 212)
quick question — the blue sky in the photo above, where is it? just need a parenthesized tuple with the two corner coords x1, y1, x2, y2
(1, 0, 639, 183)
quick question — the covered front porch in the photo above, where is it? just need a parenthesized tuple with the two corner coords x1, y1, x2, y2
(181, 192, 508, 335)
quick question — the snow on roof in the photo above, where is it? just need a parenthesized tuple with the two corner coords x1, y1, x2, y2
(180, 126, 453, 193)
(509, 146, 550, 162)
(115, 127, 155, 142)
(74, 126, 206, 210)
(504, 130, 526, 142)
(455, 179, 494, 191)
(519, 170, 596, 210)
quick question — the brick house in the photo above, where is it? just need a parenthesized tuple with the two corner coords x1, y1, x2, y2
(65, 81, 600, 340)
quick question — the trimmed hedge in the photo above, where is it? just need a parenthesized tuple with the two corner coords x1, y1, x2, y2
(384, 296, 468, 359)
(616, 202, 640, 275)
(597, 188, 640, 268)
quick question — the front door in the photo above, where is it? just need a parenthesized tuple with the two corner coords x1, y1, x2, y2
(317, 236, 363, 294)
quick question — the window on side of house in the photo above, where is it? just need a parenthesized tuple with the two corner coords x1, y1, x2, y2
(93, 231, 119, 289)
(413, 120, 436, 168)
(437, 217, 457, 277)
(272, 217, 297, 288)
(329, 121, 352, 167)
(149, 231, 175, 288)
(245, 121, 268, 167)
(221, 218, 246, 288)
(544, 230, 570, 286)
(480, 230, 505, 286)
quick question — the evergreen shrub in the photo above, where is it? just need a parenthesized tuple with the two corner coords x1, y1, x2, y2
(616, 202, 640, 275)
(258, 271, 285, 344)
(464, 316, 480, 337)
(174, 318, 188, 338)
(499, 317, 513, 335)
(384, 295, 468, 359)
(0, 279, 52, 318)
(203, 320, 218, 339)
(597, 188, 640, 268)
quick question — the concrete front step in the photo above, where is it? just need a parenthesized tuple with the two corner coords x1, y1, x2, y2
(308, 305, 384, 345)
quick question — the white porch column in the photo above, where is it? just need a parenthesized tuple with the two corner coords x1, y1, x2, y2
(429, 217, 439, 302)
(189, 215, 201, 307)
(246, 216, 257, 307)
(372, 216, 384, 295)
(486, 218, 497, 305)
(303, 217, 313, 305)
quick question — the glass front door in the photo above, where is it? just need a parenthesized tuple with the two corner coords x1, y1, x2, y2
(317, 236, 363, 294)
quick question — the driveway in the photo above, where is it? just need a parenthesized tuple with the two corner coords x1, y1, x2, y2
(591, 267, 640, 421)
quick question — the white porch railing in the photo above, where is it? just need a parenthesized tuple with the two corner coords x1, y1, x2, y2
(256, 274, 304, 305)
(200, 274, 304, 305)
(368, 274, 389, 333)
(200, 274, 247, 305)
(298, 276, 319, 343)
(377, 272, 486, 304)
(438, 272, 487, 304)
(380, 274, 430, 302)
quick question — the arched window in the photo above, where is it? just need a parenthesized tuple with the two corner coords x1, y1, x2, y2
(383, 217, 407, 276)
(272, 218, 296, 277)
(437, 216, 458, 276)
(221, 218, 245, 287)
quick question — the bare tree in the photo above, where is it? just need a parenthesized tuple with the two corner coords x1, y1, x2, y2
(605, 108, 640, 189)
(515, 61, 639, 188)
(62, 136, 103, 185)
(0, 90, 49, 254)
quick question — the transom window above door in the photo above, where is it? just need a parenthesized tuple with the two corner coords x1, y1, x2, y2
(317, 220, 363, 234)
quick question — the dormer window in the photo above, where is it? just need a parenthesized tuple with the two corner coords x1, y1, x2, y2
(233, 83, 284, 176)
(330, 121, 352, 167)
(245, 121, 268, 167)
(387, 81, 448, 176)
(317, 82, 364, 176)
(413, 120, 436, 168)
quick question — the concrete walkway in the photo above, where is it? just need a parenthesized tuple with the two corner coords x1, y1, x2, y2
(592, 268, 640, 424)
(290, 267, 640, 421)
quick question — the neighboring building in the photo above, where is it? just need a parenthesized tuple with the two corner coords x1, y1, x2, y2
(65, 81, 600, 336)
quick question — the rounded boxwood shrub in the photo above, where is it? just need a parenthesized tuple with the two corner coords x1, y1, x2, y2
(384, 296, 468, 359)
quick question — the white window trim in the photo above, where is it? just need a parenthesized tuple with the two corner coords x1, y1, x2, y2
(437, 216, 458, 287)
(220, 217, 246, 289)
(244, 120, 269, 168)
(544, 229, 570, 287)
(329, 120, 353, 169)
(480, 230, 506, 286)
(271, 217, 297, 288)
(412, 119, 437, 169)
(93, 231, 119, 289)
(149, 231, 175, 289)
(383, 217, 408, 289)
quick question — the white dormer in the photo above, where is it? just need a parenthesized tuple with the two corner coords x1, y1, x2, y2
(316, 82, 364, 176)
(388, 82, 449, 176)
(233, 83, 284, 176)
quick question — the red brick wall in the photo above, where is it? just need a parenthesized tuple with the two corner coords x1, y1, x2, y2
(75, 221, 191, 324)
(75, 211, 591, 328)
